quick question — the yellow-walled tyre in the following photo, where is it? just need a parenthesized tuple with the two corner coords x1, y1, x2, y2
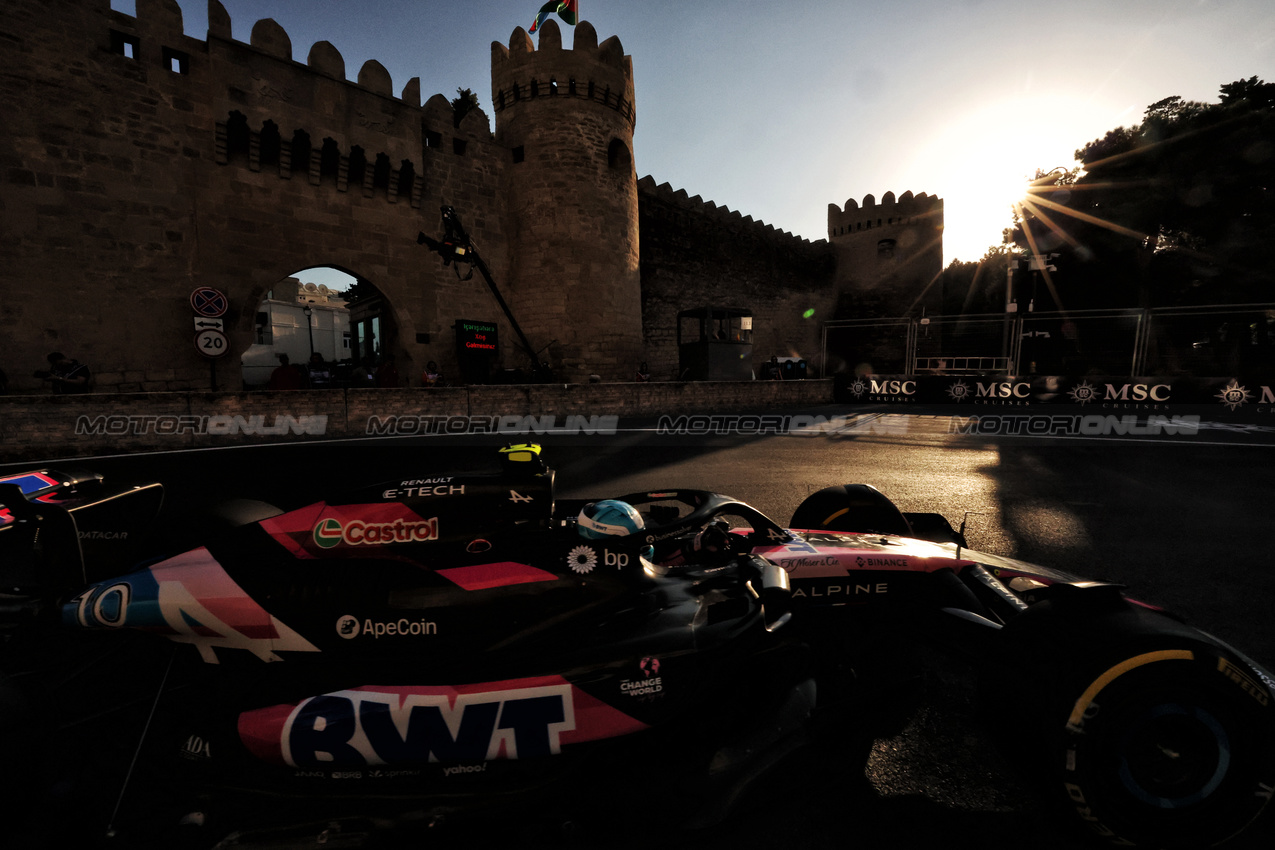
(1056, 647, 1275, 848)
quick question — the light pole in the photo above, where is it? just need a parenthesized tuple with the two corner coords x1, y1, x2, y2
(303, 304, 315, 357)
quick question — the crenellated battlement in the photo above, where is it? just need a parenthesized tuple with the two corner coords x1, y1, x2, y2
(638, 176, 825, 247)
(109, 0, 430, 107)
(97, 0, 511, 212)
(490, 20, 635, 128)
(826, 190, 943, 239)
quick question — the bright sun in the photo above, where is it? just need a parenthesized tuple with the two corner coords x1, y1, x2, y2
(911, 96, 1117, 265)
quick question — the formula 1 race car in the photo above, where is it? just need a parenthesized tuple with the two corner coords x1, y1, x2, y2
(0, 446, 1272, 849)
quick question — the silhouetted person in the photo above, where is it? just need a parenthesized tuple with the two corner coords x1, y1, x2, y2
(307, 352, 333, 388)
(40, 352, 91, 393)
(268, 353, 304, 390)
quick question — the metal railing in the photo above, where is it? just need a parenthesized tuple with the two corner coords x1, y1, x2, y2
(821, 304, 1275, 377)
(914, 356, 1012, 374)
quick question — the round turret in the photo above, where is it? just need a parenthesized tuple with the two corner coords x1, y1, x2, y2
(491, 20, 642, 381)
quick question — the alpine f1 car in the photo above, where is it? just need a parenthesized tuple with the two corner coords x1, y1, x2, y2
(0, 446, 1271, 848)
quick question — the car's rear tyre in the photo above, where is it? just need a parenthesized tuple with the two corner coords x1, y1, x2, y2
(1055, 647, 1275, 848)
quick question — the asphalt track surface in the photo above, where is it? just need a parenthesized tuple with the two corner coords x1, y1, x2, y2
(3, 408, 1273, 849)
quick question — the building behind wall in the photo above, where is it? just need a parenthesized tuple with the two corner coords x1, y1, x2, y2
(241, 277, 351, 387)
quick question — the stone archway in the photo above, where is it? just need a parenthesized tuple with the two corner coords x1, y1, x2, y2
(240, 267, 402, 389)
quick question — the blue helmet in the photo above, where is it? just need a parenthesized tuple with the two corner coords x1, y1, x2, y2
(577, 500, 645, 540)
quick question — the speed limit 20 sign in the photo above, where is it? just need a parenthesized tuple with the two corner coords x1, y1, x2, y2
(195, 327, 229, 358)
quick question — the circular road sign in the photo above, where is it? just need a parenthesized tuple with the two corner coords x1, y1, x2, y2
(195, 328, 229, 359)
(190, 287, 229, 318)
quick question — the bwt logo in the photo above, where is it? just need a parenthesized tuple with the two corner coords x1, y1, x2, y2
(313, 517, 439, 548)
(278, 686, 576, 767)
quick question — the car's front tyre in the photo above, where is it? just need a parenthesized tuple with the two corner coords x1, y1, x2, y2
(1057, 647, 1274, 848)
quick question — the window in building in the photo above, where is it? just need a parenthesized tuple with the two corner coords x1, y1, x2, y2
(255, 311, 272, 345)
(110, 30, 139, 59)
(607, 138, 632, 171)
(163, 46, 189, 74)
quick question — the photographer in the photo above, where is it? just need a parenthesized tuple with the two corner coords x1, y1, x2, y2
(36, 351, 91, 394)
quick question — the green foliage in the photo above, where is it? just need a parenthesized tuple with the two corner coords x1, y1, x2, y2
(451, 87, 480, 129)
(342, 278, 380, 305)
(1007, 77, 1275, 309)
(940, 246, 1015, 315)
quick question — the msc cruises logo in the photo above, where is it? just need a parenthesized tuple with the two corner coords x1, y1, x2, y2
(1215, 381, 1252, 411)
(1067, 380, 1098, 405)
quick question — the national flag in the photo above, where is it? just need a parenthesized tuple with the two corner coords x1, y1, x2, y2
(530, 1, 578, 34)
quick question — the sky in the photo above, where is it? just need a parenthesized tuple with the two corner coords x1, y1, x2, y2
(114, 0, 1275, 267)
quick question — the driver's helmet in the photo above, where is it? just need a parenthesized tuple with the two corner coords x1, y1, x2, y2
(577, 500, 653, 560)
(577, 500, 644, 540)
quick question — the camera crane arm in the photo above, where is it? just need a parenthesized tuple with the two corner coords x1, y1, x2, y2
(418, 207, 551, 380)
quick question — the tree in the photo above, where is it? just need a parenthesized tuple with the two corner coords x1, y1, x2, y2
(1007, 78, 1275, 309)
(452, 87, 480, 128)
(940, 245, 1015, 315)
(342, 277, 380, 305)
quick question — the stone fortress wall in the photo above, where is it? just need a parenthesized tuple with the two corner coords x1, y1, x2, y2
(0, 0, 940, 393)
(637, 179, 836, 380)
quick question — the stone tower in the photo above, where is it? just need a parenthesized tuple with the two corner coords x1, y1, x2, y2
(828, 191, 945, 315)
(491, 20, 642, 381)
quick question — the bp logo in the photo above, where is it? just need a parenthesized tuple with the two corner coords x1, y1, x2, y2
(946, 380, 970, 402)
(336, 615, 361, 638)
(1216, 381, 1252, 411)
(314, 518, 344, 549)
(567, 545, 598, 575)
(1067, 380, 1097, 405)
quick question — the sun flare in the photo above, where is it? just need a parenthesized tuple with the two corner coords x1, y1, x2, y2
(910, 96, 1123, 265)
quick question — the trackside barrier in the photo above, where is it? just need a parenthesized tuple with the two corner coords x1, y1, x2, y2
(823, 304, 1275, 379)
(833, 374, 1275, 418)
(0, 380, 836, 463)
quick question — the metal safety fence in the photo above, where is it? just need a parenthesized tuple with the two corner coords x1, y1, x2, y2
(822, 303, 1275, 378)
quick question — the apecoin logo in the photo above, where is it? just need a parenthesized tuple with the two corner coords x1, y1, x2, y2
(336, 615, 361, 639)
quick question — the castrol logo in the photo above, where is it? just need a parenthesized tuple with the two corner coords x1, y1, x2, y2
(313, 517, 439, 549)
